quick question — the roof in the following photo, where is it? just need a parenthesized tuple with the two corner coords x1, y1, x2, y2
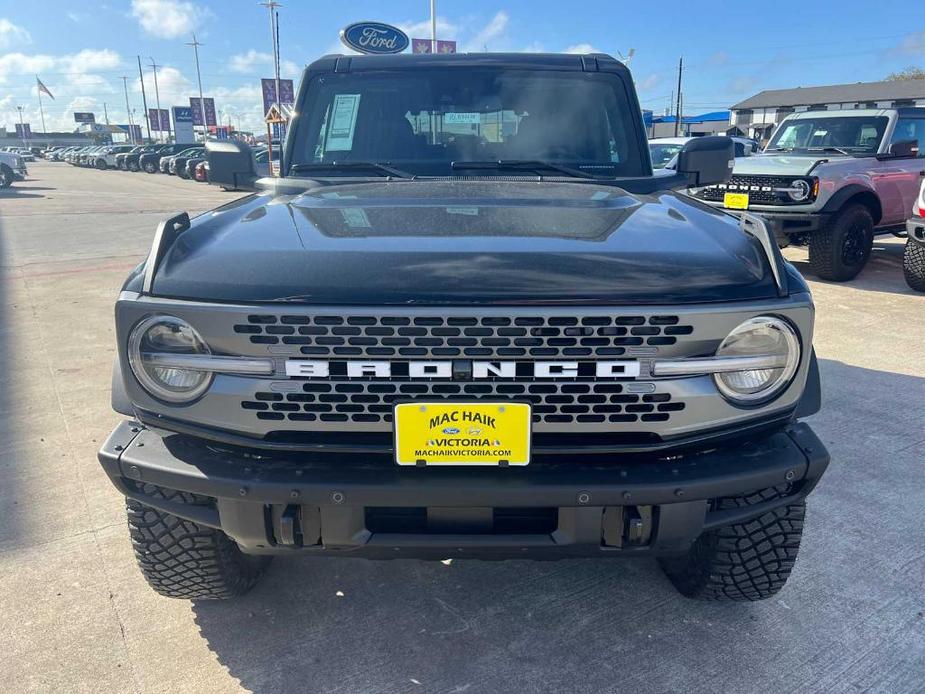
(309, 52, 629, 75)
(732, 79, 925, 110)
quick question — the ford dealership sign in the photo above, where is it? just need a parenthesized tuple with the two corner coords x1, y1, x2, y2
(340, 22, 409, 54)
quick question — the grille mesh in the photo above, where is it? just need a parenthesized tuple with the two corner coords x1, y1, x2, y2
(241, 381, 686, 425)
(234, 314, 694, 360)
(697, 174, 794, 205)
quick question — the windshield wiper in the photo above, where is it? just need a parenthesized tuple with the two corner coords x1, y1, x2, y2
(290, 161, 413, 178)
(451, 159, 596, 179)
(765, 147, 794, 152)
(807, 147, 852, 156)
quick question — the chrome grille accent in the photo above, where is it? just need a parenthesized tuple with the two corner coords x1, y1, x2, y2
(233, 313, 694, 359)
(241, 381, 685, 425)
(697, 174, 794, 205)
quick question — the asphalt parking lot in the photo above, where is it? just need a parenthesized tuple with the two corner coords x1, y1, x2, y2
(1, 161, 923, 693)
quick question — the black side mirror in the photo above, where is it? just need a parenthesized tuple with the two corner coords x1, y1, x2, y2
(206, 140, 257, 191)
(888, 139, 918, 158)
(675, 136, 735, 187)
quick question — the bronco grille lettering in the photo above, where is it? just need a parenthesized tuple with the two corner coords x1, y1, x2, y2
(284, 359, 641, 379)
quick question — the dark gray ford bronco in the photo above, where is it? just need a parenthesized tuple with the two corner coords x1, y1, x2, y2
(99, 52, 829, 602)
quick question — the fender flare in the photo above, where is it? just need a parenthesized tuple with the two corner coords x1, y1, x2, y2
(794, 349, 822, 419)
(111, 358, 134, 416)
(819, 184, 882, 224)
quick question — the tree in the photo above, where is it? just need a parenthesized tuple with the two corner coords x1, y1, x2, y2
(885, 66, 925, 81)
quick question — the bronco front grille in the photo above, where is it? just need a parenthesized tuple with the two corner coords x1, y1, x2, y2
(241, 381, 686, 425)
(696, 175, 794, 205)
(233, 314, 694, 360)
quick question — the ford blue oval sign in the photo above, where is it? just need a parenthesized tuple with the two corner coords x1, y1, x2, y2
(340, 22, 410, 54)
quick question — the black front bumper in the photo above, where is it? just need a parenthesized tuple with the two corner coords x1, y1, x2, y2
(98, 421, 829, 559)
(755, 210, 828, 236)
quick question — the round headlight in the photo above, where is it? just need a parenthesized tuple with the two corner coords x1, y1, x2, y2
(714, 316, 800, 405)
(787, 179, 811, 202)
(128, 316, 212, 403)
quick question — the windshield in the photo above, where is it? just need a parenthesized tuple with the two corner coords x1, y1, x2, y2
(767, 115, 888, 154)
(291, 67, 645, 178)
(648, 143, 684, 168)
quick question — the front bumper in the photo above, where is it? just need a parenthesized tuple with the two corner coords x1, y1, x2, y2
(98, 420, 829, 559)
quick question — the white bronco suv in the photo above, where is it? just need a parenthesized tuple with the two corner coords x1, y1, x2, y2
(0, 149, 28, 188)
(696, 108, 925, 281)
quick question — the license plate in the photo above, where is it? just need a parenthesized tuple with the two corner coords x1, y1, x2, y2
(724, 192, 749, 210)
(394, 402, 531, 466)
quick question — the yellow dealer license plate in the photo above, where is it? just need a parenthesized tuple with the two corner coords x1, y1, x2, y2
(394, 402, 531, 466)
(724, 192, 749, 210)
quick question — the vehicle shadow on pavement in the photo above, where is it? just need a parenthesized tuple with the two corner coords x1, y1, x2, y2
(787, 239, 917, 296)
(189, 358, 925, 693)
(0, 189, 48, 199)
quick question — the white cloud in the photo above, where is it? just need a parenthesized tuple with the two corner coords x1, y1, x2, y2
(564, 43, 600, 55)
(0, 19, 31, 49)
(229, 49, 299, 78)
(462, 11, 509, 52)
(131, 0, 208, 39)
(895, 32, 925, 56)
(637, 73, 661, 92)
(398, 17, 459, 41)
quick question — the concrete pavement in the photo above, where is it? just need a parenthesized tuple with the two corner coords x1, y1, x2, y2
(0, 162, 922, 693)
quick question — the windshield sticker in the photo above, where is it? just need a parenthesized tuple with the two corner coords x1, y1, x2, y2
(341, 207, 371, 228)
(446, 206, 479, 216)
(812, 130, 828, 138)
(444, 112, 481, 125)
(326, 94, 361, 151)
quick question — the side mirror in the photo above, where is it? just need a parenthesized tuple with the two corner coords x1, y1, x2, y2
(206, 140, 257, 191)
(888, 139, 918, 158)
(675, 136, 735, 187)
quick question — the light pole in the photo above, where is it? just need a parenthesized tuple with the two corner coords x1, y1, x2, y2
(137, 56, 151, 142)
(187, 34, 207, 141)
(16, 106, 26, 146)
(149, 58, 166, 142)
(430, 0, 437, 53)
(121, 76, 135, 143)
(260, 1, 284, 171)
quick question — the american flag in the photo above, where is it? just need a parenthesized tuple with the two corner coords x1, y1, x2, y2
(36, 76, 54, 100)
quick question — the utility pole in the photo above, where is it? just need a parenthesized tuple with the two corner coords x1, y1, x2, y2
(16, 106, 26, 146)
(260, 1, 284, 172)
(187, 34, 207, 141)
(149, 58, 166, 142)
(674, 56, 683, 137)
(430, 0, 437, 53)
(121, 76, 135, 143)
(137, 56, 151, 142)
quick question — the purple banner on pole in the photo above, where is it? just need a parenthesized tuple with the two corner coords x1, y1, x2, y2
(411, 38, 432, 54)
(189, 97, 216, 127)
(15, 123, 32, 138)
(148, 108, 171, 131)
(261, 78, 295, 115)
(437, 40, 457, 54)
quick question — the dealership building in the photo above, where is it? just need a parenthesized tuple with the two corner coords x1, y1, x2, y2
(729, 78, 925, 141)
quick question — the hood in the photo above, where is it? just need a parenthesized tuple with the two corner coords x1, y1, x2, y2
(733, 154, 831, 177)
(149, 180, 779, 305)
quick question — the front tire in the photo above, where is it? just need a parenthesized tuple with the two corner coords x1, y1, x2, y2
(143, 161, 157, 173)
(96, 159, 107, 170)
(128, 160, 140, 172)
(0, 164, 12, 188)
(903, 239, 925, 291)
(126, 484, 271, 600)
(808, 204, 874, 281)
(659, 485, 805, 601)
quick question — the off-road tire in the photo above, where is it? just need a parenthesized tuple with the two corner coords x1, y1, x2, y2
(143, 161, 157, 173)
(0, 164, 12, 188)
(659, 485, 805, 601)
(126, 484, 271, 600)
(808, 203, 874, 281)
(96, 158, 107, 170)
(128, 160, 140, 172)
(903, 239, 925, 292)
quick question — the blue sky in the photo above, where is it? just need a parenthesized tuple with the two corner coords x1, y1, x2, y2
(1, 0, 924, 133)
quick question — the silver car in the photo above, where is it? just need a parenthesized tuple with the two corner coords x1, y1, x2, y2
(695, 108, 925, 281)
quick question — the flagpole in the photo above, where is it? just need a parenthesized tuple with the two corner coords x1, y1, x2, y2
(36, 76, 48, 145)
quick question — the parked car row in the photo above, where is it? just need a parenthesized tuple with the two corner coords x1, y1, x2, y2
(47, 141, 280, 185)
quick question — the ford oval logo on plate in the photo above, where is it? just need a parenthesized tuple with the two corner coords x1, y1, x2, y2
(340, 22, 410, 55)
(443, 427, 460, 435)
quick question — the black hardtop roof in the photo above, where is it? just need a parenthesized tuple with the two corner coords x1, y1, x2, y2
(305, 51, 630, 76)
